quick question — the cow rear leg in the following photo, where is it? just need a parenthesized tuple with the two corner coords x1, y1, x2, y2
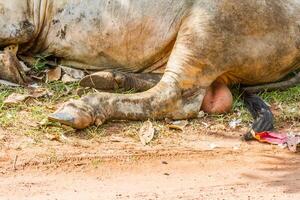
(80, 71, 162, 92)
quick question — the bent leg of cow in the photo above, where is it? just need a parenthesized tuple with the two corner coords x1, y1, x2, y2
(49, 18, 224, 129)
(80, 71, 162, 92)
(80, 72, 233, 115)
(49, 77, 206, 129)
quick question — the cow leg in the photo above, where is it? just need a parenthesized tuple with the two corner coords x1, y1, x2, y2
(49, 18, 224, 129)
(0, 46, 29, 85)
(49, 69, 208, 129)
(243, 71, 300, 93)
(79, 71, 162, 92)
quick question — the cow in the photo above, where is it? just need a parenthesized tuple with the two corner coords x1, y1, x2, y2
(0, 0, 299, 138)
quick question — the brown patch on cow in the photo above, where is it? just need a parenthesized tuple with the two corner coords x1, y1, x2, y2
(56, 24, 67, 39)
(52, 19, 60, 25)
(0, 4, 5, 15)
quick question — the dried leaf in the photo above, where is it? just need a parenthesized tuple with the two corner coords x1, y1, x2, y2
(29, 88, 53, 98)
(139, 120, 155, 145)
(4, 93, 30, 105)
(61, 74, 78, 83)
(167, 120, 189, 131)
(61, 66, 85, 79)
(3, 88, 52, 105)
(46, 67, 62, 82)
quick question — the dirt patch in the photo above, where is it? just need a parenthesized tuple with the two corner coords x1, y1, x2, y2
(1, 121, 300, 199)
(0, 146, 299, 200)
(1, 84, 300, 199)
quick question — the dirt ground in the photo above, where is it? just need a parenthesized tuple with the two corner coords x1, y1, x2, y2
(0, 119, 299, 200)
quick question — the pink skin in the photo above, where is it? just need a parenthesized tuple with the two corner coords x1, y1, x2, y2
(201, 82, 233, 114)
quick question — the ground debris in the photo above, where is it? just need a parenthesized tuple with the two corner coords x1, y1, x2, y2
(209, 124, 226, 132)
(287, 134, 300, 152)
(45, 134, 61, 142)
(13, 155, 18, 171)
(208, 143, 218, 150)
(254, 131, 300, 153)
(229, 118, 242, 129)
(139, 120, 155, 145)
(167, 120, 189, 131)
(59, 65, 85, 81)
(197, 111, 206, 118)
(61, 74, 79, 83)
(46, 67, 62, 82)
(3, 93, 29, 105)
(3, 88, 53, 105)
(61, 66, 85, 83)
(0, 134, 7, 142)
(29, 88, 53, 98)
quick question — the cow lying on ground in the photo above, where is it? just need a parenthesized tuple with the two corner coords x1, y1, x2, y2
(0, 0, 300, 138)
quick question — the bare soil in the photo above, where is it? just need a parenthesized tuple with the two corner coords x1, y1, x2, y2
(0, 121, 299, 200)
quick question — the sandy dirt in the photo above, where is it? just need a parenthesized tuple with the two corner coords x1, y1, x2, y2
(0, 122, 299, 199)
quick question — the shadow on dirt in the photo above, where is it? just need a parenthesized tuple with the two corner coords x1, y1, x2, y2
(242, 152, 300, 193)
(262, 154, 300, 193)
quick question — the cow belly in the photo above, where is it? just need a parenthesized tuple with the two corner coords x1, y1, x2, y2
(33, 0, 188, 72)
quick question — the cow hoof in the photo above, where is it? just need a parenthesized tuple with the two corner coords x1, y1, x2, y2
(48, 100, 95, 129)
(80, 72, 120, 90)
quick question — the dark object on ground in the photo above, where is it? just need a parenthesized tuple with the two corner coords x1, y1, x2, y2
(241, 91, 274, 140)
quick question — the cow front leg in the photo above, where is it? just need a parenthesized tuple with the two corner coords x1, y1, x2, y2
(50, 57, 209, 128)
(49, 75, 206, 129)
(49, 15, 224, 129)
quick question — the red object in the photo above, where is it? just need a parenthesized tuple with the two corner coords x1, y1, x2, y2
(254, 131, 288, 145)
